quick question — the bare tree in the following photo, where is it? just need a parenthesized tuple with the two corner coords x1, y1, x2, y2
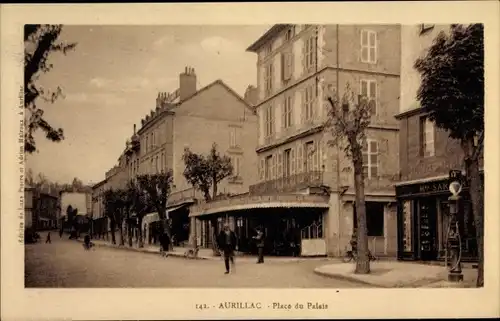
(326, 83, 374, 274)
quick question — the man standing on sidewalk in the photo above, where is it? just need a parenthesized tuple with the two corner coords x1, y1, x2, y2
(253, 227, 265, 264)
(217, 223, 237, 274)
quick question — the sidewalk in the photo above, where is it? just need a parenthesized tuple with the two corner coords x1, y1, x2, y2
(80, 238, 332, 263)
(314, 261, 477, 288)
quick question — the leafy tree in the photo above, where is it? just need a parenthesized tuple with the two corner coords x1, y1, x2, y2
(128, 180, 151, 248)
(24, 25, 77, 153)
(182, 143, 233, 255)
(137, 171, 174, 250)
(103, 189, 122, 245)
(414, 24, 484, 286)
(71, 177, 84, 191)
(326, 83, 374, 274)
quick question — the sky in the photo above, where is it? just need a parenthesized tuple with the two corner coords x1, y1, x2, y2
(26, 25, 271, 185)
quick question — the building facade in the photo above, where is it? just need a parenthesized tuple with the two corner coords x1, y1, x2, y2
(25, 186, 59, 231)
(120, 66, 258, 247)
(395, 24, 482, 262)
(190, 24, 401, 257)
(91, 178, 108, 237)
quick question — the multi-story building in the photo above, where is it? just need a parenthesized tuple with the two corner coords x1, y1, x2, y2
(189, 24, 401, 257)
(395, 24, 482, 262)
(122, 66, 258, 246)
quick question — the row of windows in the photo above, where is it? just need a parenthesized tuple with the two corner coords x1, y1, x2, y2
(263, 79, 378, 139)
(129, 152, 168, 178)
(262, 28, 379, 98)
(258, 138, 380, 181)
(141, 123, 168, 156)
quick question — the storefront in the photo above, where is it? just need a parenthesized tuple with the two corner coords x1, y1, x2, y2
(191, 194, 330, 257)
(396, 176, 481, 262)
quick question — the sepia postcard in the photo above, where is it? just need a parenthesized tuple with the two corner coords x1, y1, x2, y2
(1, 2, 499, 320)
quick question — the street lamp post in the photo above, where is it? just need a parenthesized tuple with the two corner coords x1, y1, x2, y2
(447, 180, 464, 282)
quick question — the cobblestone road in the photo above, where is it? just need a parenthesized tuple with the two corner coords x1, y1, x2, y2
(25, 233, 369, 288)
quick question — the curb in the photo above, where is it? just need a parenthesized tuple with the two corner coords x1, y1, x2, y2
(313, 268, 388, 288)
(76, 239, 210, 260)
(313, 267, 446, 288)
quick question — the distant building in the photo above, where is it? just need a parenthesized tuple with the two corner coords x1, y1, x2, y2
(395, 24, 482, 262)
(25, 186, 58, 231)
(91, 178, 108, 236)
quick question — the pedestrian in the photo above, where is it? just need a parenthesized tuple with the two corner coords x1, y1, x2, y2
(59, 229, 63, 238)
(45, 232, 51, 244)
(160, 233, 170, 257)
(253, 227, 265, 264)
(217, 223, 237, 274)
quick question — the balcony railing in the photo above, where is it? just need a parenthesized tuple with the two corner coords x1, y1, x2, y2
(249, 171, 324, 195)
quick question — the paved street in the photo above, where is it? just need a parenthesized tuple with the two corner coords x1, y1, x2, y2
(25, 233, 369, 288)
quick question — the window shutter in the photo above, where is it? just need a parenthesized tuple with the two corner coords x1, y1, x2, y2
(300, 90, 306, 125)
(361, 30, 368, 62)
(302, 40, 307, 73)
(370, 81, 376, 100)
(319, 140, 324, 170)
(297, 143, 304, 173)
(313, 141, 319, 171)
(361, 80, 368, 97)
(259, 159, 265, 181)
(290, 148, 296, 175)
(370, 31, 377, 62)
(277, 151, 283, 179)
(281, 99, 286, 130)
(280, 53, 285, 82)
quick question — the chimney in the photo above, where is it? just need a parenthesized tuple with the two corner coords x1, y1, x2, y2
(133, 124, 136, 135)
(179, 66, 197, 101)
(244, 85, 258, 107)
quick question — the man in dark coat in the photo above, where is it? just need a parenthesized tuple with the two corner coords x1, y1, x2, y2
(160, 233, 170, 257)
(253, 227, 265, 263)
(217, 223, 237, 274)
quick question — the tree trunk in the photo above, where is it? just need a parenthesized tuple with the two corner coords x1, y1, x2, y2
(110, 219, 116, 245)
(128, 221, 133, 247)
(212, 179, 218, 200)
(138, 216, 144, 248)
(119, 214, 125, 246)
(353, 147, 370, 274)
(211, 218, 220, 256)
(462, 139, 484, 287)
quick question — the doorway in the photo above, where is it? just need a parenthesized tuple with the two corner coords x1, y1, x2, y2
(417, 199, 438, 261)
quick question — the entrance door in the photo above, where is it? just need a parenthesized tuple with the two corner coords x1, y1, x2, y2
(418, 199, 438, 261)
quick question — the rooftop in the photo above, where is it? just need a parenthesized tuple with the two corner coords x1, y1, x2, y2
(246, 24, 291, 52)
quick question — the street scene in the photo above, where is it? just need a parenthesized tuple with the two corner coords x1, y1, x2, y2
(23, 23, 484, 289)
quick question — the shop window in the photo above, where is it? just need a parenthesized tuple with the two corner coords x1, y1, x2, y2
(353, 202, 384, 237)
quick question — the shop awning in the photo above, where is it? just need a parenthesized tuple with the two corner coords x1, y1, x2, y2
(189, 194, 330, 217)
(142, 204, 187, 225)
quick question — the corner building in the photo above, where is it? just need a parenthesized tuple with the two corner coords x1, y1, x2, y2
(395, 25, 482, 262)
(190, 24, 401, 257)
